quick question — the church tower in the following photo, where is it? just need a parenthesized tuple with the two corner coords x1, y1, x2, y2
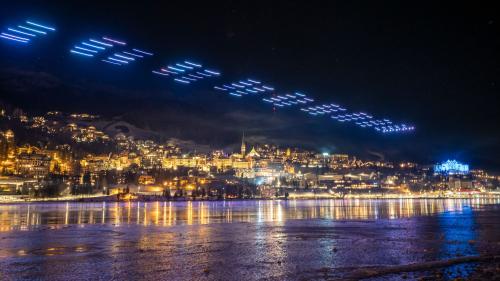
(240, 132, 246, 156)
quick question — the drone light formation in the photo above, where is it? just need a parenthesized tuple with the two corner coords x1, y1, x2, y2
(0, 19, 55, 45)
(26, 20, 56, 31)
(152, 60, 220, 84)
(7, 28, 36, 37)
(69, 34, 153, 66)
(132, 48, 153, 56)
(2, 16, 416, 135)
(102, 36, 126, 45)
(214, 78, 275, 98)
(263, 92, 315, 108)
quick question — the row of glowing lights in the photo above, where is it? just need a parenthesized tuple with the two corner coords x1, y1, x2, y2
(215, 80, 413, 133)
(214, 78, 276, 97)
(0, 20, 55, 43)
(2, 198, 499, 230)
(1, 19, 414, 134)
(69, 36, 154, 66)
(152, 61, 220, 84)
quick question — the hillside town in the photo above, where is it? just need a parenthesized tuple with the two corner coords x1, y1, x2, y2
(0, 106, 499, 202)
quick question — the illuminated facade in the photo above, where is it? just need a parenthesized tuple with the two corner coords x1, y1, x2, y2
(434, 160, 469, 175)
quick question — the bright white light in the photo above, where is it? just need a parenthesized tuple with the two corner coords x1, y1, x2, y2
(204, 69, 220, 75)
(7, 28, 36, 37)
(161, 68, 178, 74)
(114, 54, 135, 60)
(70, 50, 93, 57)
(17, 25, 46, 34)
(184, 61, 202, 67)
(168, 66, 185, 72)
(176, 63, 193, 70)
(1, 33, 29, 41)
(75, 46, 97, 53)
(196, 71, 211, 77)
(123, 51, 143, 58)
(108, 57, 128, 64)
(90, 39, 113, 47)
(132, 48, 153, 55)
(174, 78, 190, 84)
(26, 21, 55, 31)
(152, 70, 169, 76)
(103, 37, 126, 45)
(188, 74, 203, 79)
(0, 35, 28, 43)
(102, 59, 121, 65)
(82, 42, 105, 50)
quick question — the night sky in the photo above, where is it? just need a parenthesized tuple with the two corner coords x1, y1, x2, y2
(0, 1, 499, 171)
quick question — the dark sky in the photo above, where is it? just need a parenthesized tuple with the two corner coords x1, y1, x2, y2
(0, 1, 499, 171)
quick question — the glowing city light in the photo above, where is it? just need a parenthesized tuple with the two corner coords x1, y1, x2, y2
(434, 160, 469, 175)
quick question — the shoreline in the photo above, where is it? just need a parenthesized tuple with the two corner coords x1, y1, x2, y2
(1, 192, 500, 204)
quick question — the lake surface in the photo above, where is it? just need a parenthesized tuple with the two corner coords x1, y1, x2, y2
(1, 198, 500, 280)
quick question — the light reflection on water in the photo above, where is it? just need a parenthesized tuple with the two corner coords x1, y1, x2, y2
(0, 198, 499, 232)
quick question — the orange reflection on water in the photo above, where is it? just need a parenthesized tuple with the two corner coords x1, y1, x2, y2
(0, 198, 499, 232)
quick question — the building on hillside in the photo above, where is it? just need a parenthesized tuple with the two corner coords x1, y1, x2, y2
(16, 152, 51, 178)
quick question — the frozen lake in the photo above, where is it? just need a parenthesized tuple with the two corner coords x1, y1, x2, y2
(1, 198, 500, 280)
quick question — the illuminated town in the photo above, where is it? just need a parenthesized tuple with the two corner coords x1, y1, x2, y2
(0, 107, 498, 203)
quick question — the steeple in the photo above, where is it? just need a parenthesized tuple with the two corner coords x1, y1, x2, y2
(241, 132, 246, 156)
